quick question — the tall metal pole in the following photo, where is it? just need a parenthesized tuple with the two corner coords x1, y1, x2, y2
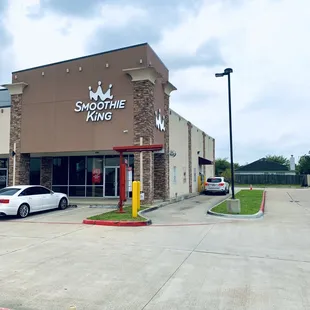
(227, 73, 235, 199)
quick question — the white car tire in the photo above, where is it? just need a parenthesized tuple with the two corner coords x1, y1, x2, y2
(18, 203, 30, 218)
(58, 197, 68, 210)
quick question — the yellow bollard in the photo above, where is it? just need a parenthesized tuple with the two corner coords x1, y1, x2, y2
(137, 181, 141, 210)
(69, 306, 77, 310)
(132, 181, 138, 218)
(198, 175, 201, 192)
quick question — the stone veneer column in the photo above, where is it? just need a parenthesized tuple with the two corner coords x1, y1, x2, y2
(124, 67, 161, 204)
(40, 157, 53, 189)
(4, 82, 29, 186)
(202, 132, 206, 177)
(132, 79, 155, 204)
(187, 121, 193, 193)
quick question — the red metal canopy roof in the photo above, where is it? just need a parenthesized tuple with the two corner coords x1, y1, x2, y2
(113, 144, 163, 153)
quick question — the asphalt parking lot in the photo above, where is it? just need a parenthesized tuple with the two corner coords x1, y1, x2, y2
(0, 189, 310, 310)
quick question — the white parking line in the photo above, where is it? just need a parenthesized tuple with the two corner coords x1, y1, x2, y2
(20, 205, 90, 221)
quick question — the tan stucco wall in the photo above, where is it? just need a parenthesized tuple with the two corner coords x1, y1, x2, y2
(0, 107, 10, 156)
(169, 110, 189, 198)
(204, 133, 215, 178)
(191, 125, 203, 193)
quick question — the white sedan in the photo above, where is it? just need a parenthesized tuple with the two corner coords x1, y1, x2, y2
(0, 185, 69, 218)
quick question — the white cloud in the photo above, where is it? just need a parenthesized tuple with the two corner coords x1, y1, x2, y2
(4, 0, 145, 72)
(156, 0, 310, 163)
(1, 0, 309, 164)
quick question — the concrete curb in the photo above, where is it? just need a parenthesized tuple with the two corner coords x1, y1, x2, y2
(207, 190, 266, 219)
(82, 192, 201, 227)
(82, 218, 151, 227)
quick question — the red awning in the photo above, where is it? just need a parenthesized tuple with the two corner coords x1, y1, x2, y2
(113, 144, 163, 153)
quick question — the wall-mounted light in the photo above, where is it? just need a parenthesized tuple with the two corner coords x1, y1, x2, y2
(106, 63, 109, 68)
(14, 75, 18, 80)
(66, 68, 70, 73)
(197, 151, 200, 155)
(169, 150, 177, 158)
(42, 72, 45, 76)
(139, 59, 143, 64)
(123, 129, 129, 133)
(79, 67, 82, 72)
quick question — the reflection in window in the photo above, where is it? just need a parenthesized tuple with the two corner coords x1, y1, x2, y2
(30, 158, 41, 185)
(69, 156, 85, 185)
(69, 186, 86, 197)
(0, 159, 8, 169)
(87, 156, 103, 186)
(52, 186, 68, 195)
(53, 157, 68, 185)
(105, 155, 120, 166)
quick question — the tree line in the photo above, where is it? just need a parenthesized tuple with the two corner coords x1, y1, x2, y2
(215, 154, 310, 179)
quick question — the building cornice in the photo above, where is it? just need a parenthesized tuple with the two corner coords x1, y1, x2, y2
(123, 67, 162, 84)
(162, 81, 177, 96)
(1, 82, 28, 95)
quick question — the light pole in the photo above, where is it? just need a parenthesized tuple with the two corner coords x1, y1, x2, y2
(215, 68, 235, 199)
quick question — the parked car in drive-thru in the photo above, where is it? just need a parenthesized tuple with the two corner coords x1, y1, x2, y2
(0, 185, 69, 218)
(204, 177, 230, 195)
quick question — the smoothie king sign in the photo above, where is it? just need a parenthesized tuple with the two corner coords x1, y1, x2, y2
(74, 81, 126, 122)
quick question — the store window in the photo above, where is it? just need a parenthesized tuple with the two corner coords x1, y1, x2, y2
(52, 157, 68, 185)
(69, 156, 85, 185)
(0, 159, 8, 169)
(183, 167, 187, 183)
(173, 166, 177, 184)
(30, 158, 41, 185)
(86, 156, 103, 197)
(87, 156, 103, 186)
(105, 155, 120, 166)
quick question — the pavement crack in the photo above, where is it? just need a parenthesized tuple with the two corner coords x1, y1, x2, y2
(140, 225, 215, 310)
(194, 249, 310, 264)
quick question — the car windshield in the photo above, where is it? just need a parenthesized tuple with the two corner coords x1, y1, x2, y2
(207, 178, 222, 183)
(0, 187, 21, 196)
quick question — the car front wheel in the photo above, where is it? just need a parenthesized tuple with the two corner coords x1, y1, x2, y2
(18, 204, 30, 218)
(58, 197, 68, 210)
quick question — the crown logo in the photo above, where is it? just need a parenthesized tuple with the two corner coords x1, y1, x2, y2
(155, 109, 165, 132)
(89, 81, 114, 101)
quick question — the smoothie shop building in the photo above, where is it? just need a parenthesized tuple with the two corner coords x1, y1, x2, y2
(0, 43, 215, 203)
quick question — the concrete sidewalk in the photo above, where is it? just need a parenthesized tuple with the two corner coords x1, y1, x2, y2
(0, 188, 309, 309)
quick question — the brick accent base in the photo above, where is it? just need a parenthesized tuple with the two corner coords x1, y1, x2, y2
(132, 80, 155, 204)
(187, 122, 192, 193)
(8, 94, 30, 185)
(8, 154, 30, 185)
(40, 157, 53, 189)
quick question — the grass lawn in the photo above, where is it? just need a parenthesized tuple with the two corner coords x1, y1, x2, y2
(88, 206, 150, 222)
(211, 190, 264, 215)
(236, 184, 301, 188)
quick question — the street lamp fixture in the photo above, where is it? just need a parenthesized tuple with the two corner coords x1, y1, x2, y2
(215, 68, 235, 199)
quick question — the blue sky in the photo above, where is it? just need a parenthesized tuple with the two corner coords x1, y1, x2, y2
(0, 0, 308, 164)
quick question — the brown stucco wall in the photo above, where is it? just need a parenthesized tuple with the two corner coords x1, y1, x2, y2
(12, 43, 166, 154)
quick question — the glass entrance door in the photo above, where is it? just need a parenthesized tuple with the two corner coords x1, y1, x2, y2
(0, 169, 7, 189)
(104, 167, 120, 197)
